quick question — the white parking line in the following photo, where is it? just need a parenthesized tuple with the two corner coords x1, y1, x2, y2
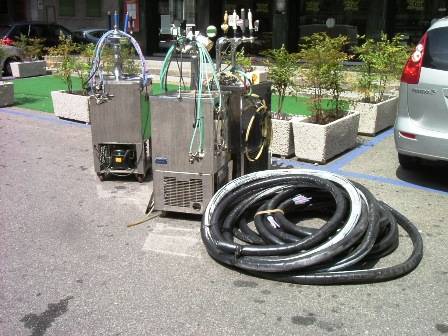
(142, 223, 202, 258)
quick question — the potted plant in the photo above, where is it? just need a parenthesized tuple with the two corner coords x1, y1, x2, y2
(262, 45, 299, 157)
(0, 45, 14, 106)
(352, 33, 409, 135)
(50, 35, 93, 123)
(10, 34, 46, 78)
(293, 32, 360, 163)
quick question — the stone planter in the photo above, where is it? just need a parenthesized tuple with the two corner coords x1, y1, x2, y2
(0, 81, 14, 107)
(292, 112, 360, 163)
(271, 118, 294, 157)
(10, 60, 47, 78)
(354, 96, 399, 135)
(51, 90, 90, 123)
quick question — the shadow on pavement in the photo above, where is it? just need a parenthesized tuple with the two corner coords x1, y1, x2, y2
(396, 163, 448, 193)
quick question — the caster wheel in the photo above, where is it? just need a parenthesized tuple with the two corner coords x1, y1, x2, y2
(97, 173, 105, 181)
(136, 174, 144, 183)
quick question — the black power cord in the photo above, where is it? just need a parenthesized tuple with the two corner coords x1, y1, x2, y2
(201, 169, 423, 285)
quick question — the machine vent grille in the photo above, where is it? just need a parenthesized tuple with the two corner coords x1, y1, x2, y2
(163, 177, 204, 208)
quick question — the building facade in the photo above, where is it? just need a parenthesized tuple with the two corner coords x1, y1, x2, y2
(2, 0, 447, 55)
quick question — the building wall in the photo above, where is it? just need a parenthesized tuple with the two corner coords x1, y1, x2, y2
(31, 0, 119, 30)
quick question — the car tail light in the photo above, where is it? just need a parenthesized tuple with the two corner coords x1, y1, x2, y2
(399, 131, 416, 140)
(401, 33, 428, 85)
(1, 37, 14, 45)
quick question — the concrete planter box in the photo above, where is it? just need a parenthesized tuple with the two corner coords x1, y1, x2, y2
(10, 60, 47, 78)
(51, 90, 90, 123)
(292, 112, 360, 163)
(0, 81, 14, 107)
(271, 118, 294, 157)
(354, 96, 398, 135)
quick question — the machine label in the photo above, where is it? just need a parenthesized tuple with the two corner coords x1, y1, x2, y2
(155, 157, 168, 165)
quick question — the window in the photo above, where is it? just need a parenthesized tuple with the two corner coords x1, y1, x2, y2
(0, 0, 8, 14)
(59, 0, 75, 16)
(10, 25, 30, 38)
(87, 0, 102, 17)
(423, 27, 448, 71)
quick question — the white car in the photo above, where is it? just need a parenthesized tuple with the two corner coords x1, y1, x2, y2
(394, 17, 448, 168)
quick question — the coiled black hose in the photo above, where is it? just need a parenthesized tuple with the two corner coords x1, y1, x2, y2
(201, 169, 423, 285)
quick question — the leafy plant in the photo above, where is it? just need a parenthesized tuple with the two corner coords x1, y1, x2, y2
(101, 40, 139, 76)
(354, 33, 409, 103)
(74, 43, 95, 95)
(298, 33, 349, 125)
(262, 45, 299, 119)
(48, 34, 79, 93)
(13, 34, 45, 60)
(235, 47, 253, 72)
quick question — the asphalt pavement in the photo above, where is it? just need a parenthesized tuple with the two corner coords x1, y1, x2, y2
(1, 107, 447, 336)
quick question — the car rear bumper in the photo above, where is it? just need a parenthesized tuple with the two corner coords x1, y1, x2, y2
(394, 116, 448, 161)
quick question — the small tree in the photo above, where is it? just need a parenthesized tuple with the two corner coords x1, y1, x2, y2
(13, 34, 45, 60)
(354, 33, 409, 103)
(235, 47, 253, 72)
(262, 45, 298, 119)
(48, 34, 79, 93)
(74, 43, 95, 95)
(101, 40, 139, 76)
(298, 33, 349, 125)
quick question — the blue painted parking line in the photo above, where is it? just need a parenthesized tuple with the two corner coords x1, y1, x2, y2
(272, 128, 448, 196)
(328, 128, 395, 170)
(0, 108, 90, 128)
(338, 170, 448, 195)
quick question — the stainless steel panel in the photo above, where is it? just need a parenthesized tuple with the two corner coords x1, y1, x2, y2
(90, 82, 151, 176)
(150, 90, 231, 214)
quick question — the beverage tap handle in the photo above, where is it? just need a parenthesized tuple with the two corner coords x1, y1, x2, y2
(248, 9, 253, 30)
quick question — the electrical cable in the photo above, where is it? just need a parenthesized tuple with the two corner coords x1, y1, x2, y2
(201, 169, 423, 285)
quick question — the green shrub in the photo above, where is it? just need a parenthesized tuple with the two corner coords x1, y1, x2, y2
(13, 34, 45, 60)
(48, 34, 80, 93)
(74, 43, 95, 95)
(298, 33, 349, 125)
(354, 33, 409, 103)
(101, 39, 139, 76)
(262, 45, 299, 119)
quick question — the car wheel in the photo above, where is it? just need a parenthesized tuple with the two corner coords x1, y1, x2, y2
(3, 58, 18, 76)
(398, 153, 418, 169)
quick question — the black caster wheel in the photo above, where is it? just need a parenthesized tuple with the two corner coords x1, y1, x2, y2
(136, 174, 144, 183)
(97, 173, 105, 181)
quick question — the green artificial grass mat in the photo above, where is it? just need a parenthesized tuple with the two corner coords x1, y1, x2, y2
(271, 95, 311, 117)
(12, 75, 179, 113)
(14, 76, 82, 113)
(12, 75, 346, 117)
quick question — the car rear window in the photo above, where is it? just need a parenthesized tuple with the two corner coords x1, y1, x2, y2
(10, 25, 30, 38)
(423, 27, 448, 71)
(0, 25, 12, 36)
(91, 30, 106, 38)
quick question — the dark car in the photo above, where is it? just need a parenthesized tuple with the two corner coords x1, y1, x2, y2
(0, 22, 85, 48)
(73, 29, 107, 44)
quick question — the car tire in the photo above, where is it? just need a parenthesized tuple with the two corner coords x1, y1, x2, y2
(398, 153, 418, 169)
(3, 58, 18, 76)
